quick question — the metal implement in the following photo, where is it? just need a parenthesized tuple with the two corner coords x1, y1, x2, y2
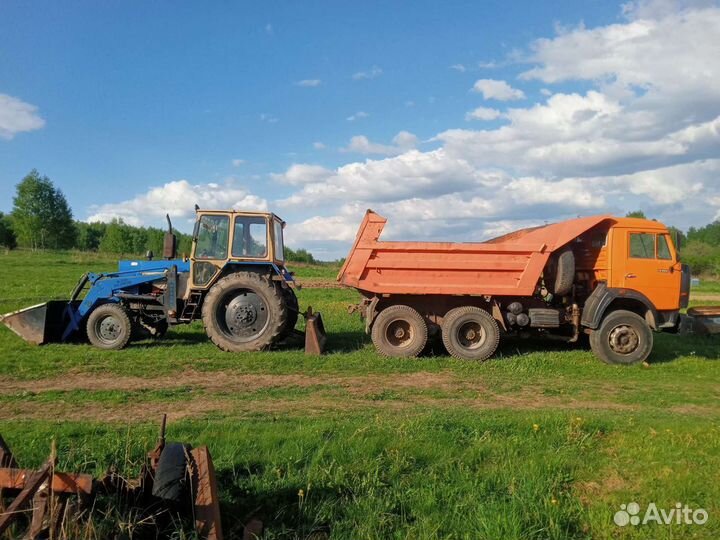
(304, 307, 327, 355)
(681, 306, 720, 335)
(0, 416, 225, 540)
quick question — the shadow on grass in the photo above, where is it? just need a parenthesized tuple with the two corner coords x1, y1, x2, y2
(215, 467, 332, 539)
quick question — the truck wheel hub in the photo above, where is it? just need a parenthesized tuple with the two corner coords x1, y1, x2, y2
(608, 324, 639, 354)
(387, 320, 412, 347)
(458, 321, 485, 349)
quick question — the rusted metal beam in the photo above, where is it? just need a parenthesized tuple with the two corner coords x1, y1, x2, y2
(191, 446, 223, 540)
(0, 461, 52, 535)
(0, 435, 18, 468)
(0, 468, 92, 495)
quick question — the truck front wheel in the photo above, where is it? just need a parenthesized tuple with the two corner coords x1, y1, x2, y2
(589, 309, 653, 365)
(371, 305, 427, 358)
(442, 306, 500, 361)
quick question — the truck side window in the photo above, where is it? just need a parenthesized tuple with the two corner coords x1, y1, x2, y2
(657, 234, 672, 260)
(629, 233, 655, 259)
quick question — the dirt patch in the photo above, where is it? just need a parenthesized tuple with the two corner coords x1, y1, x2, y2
(297, 278, 343, 289)
(0, 370, 462, 395)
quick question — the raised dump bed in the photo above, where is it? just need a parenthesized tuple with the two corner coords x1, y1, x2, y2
(338, 210, 610, 297)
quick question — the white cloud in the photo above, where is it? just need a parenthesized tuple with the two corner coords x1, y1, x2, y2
(465, 106, 502, 121)
(352, 66, 383, 80)
(312, 141, 326, 149)
(270, 164, 333, 186)
(342, 131, 419, 156)
(0, 94, 45, 140)
(87, 180, 267, 227)
(450, 64, 467, 72)
(295, 79, 322, 87)
(472, 79, 526, 101)
(346, 111, 369, 121)
(259, 113, 279, 123)
(231, 159, 245, 167)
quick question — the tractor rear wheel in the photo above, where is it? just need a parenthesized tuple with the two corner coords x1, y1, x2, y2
(371, 305, 427, 358)
(279, 285, 299, 339)
(442, 306, 500, 361)
(86, 303, 132, 350)
(202, 272, 287, 352)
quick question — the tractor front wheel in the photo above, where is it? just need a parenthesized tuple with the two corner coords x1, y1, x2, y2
(202, 272, 287, 352)
(86, 303, 132, 350)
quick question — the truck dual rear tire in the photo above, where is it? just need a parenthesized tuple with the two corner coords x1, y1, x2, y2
(589, 309, 653, 365)
(442, 306, 500, 361)
(202, 272, 287, 352)
(371, 305, 428, 357)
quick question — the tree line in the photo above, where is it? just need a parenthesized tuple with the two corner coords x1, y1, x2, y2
(1, 170, 718, 274)
(0, 170, 321, 263)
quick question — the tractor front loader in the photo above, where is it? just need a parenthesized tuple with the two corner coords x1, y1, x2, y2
(1, 209, 326, 354)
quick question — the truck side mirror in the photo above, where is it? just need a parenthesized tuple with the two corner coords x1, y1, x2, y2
(164, 214, 177, 259)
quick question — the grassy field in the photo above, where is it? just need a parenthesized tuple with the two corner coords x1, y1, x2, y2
(0, 249, 719, 539)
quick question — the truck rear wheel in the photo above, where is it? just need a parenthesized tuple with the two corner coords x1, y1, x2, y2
(442, 306, 500, 361)
(371, 305, 427, 358)
(86, 303, 132, 350)
(202, 272, 287, 352)
(589, 309, 653, 365)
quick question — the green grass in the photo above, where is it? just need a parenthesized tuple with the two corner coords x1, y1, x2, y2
(1, 249, 719, 539)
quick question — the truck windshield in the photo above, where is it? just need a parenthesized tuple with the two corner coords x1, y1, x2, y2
(232, 216, 268, 258)
(195, 215, 229, 259)
(273, 220, 284, 261)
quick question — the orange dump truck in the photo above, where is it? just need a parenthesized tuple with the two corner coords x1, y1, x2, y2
(338, 210, 701, 364)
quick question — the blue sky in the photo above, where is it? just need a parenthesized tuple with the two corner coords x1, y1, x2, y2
(1, 0, 719, 259)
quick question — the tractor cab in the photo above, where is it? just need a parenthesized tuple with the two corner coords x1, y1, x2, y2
(189, 210, 288, 289)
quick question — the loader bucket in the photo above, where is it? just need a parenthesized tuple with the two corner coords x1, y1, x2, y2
(0, 301, 71, 345)
(304, 307, 327, 355)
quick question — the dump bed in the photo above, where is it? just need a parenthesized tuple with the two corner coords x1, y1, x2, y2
(337, 210, 612, 297)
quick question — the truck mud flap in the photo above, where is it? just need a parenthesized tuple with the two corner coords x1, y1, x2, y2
(0, 300, 72, 345)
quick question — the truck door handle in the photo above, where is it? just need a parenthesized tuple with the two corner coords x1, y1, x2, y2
(625, 273, 637, 279)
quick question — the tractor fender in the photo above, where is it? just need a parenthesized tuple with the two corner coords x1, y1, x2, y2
(581, 283, 659, 330)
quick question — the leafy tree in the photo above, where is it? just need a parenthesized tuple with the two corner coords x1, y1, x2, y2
(76, 221, 107, 251)
(625, 210, 647, 219)
(11, 170, 76, 249)
(0, 212, 17, 249)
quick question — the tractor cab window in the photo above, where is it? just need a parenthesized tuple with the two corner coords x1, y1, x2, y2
(273, 220, 285, 261)
(232, 216, 268, 258)
(195, 215, 229, 259)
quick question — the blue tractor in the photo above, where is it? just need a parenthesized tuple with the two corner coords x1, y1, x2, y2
(1, 209, 326, 353)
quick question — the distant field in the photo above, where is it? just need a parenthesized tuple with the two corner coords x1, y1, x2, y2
(0, 249, 719, 539)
